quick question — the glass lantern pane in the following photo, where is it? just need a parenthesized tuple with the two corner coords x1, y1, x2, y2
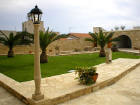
(35, 14, 38, 22)
(39, 14, 42, 21)
(31, 14, 34, 21)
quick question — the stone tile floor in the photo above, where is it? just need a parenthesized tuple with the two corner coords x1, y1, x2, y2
(21, 58, 140, 100)
(119, 48, 140, 54)
(0, 87, 25, 105)
(59, 62, 140, 105)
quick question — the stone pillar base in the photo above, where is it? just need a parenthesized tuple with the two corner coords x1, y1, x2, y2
(32, 94, 44, 101)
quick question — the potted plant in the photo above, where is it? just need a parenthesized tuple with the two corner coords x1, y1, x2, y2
(75, 66, 98, 85)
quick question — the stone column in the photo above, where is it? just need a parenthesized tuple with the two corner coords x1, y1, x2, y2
(32, 24, 44, 101)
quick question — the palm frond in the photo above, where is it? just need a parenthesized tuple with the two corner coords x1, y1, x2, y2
(39, 27, 69, 51)
(86, 32, 98, 46)
(0, 30, 9, 40)
(109, 37, 120, 42)
(88, 32, 98, 40)
(17, 31, 34, 45)
(85, 38, 94, 42)
(52, 34, 68, 42)
(105, 32, 114, 41)
(0, 37, 6, 41)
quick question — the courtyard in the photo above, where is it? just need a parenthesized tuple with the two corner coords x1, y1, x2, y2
(1, 63, 140, 105)
(0, 52, 140, 82)
(0, 54, 140, 105)
(0, 0, 140, 105)
(0, 50, 140, 105)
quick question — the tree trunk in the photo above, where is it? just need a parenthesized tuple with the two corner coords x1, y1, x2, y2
(99, 47, 106, 57)
(94, 42, 97, 47)
(40, 50, 48, 63)
(8, 49, 14, 57)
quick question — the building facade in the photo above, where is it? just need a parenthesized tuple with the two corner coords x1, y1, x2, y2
(22, 20, 45, 33)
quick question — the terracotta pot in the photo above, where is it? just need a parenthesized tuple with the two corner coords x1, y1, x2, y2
(107, 38, 112, 48)
(93, 73, 98, 82)
(107, 42, 112, 48)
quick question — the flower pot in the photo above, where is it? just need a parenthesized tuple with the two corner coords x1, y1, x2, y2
(93, 73, 98, 82)
(107, 42, 112, 48)
(107, 38, 112, 48)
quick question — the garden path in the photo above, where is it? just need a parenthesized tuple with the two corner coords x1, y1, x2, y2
(59, 63, 140, 105)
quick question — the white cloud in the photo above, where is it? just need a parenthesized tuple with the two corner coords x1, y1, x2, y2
(0, 0, 139, 33)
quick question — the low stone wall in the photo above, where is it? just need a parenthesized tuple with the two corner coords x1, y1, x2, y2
(0, 44, 34, 55)
(0, 38, 93, 55)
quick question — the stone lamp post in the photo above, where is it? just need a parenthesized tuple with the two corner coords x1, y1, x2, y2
(28, 5, 44, 101)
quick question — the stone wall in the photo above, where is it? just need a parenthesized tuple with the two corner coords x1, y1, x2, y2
(0, 44, 34, 55)
(22, 20, 45, 33)
(47, 38, 92, 52)
(0, 38, 93, 55)
(112, 30, 140, 49)
(1, 29, 140, 55)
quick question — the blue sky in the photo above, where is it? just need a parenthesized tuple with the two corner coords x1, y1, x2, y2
(0, 0, 139, 33)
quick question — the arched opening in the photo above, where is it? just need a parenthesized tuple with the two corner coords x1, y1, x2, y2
(117, 35, 132, 48)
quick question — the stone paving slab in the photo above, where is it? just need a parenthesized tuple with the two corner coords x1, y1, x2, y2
(59, 51, 99, 56)
(119, 48, 140, 55)
(0, 58, 140, 105)
(59, 62, 140, 105)
(0, 50, 98, 56)
(0, 86, 25, 105)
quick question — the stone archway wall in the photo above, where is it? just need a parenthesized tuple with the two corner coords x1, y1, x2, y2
(117, 35, 132, 48)
(112, 30, 140, 49)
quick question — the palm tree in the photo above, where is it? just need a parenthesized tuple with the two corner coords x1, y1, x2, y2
(86, 32, 98, 47)
(0, 31, 33, 57)
(40, 28, 68, 63)
(85, 30, 119, 57)
(16, 31, 34, 44)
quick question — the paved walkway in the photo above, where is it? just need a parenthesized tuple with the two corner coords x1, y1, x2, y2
(59, 64, 140, 105)
(0, 87, 25, 105)
(1, 64, 140, 105)
(119, 48, 140, 54)
(20, 59, 140, 99)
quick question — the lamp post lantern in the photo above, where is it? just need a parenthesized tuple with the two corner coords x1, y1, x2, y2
(29, 5, 44, 101)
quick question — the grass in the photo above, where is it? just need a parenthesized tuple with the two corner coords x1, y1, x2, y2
(0, 52, 140, 82)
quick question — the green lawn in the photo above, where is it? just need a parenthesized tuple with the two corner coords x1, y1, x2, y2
(0, 52, 140, 82)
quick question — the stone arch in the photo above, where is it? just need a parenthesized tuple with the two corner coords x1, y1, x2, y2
(117, 35, 132, 48)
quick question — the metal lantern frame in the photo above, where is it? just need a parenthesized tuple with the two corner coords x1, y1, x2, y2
(29, 5, 43, 24)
